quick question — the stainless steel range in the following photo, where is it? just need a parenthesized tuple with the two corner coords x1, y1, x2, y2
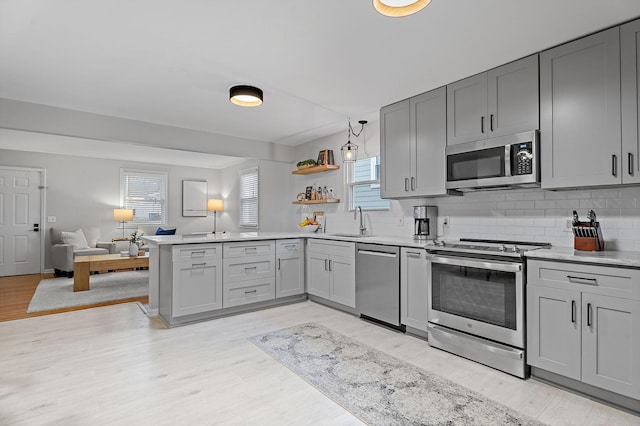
(426, 238, 550, 378)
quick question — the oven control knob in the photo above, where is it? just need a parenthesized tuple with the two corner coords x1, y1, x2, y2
(499, 245, 507, 252)
(512, 245, 520, 253)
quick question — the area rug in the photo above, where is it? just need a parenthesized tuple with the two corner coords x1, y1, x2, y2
(27, 270, 149, 313)
(250, 323, 545, 426)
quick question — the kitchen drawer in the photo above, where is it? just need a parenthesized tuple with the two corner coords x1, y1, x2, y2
(307, 239, 354, 259)
(223, 277, 275, 308)
(223, 240, 275, 258)
(528, 259, 640, 300)
(276, 239, 304, 255)
(223, 255, 275, 282)
(172, 243, 221, 262)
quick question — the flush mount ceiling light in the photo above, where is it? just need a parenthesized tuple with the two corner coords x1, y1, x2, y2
(229, 85, 263, 107)
(341, 119, 368, 163)
(373, 0, 431, 17)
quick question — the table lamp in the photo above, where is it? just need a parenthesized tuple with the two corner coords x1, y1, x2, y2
(207, 199, 224, 233)
(113, 208, 134, 238)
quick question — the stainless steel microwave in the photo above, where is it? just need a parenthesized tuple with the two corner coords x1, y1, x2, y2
(445, 130, 539, 191)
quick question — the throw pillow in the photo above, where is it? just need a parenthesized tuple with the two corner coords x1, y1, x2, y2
(61, 229, 90, 249)
(155, 227, 176, 235)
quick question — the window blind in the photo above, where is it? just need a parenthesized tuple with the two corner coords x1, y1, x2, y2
(239, 167, 259, 228)
(120, 169, 168, 225)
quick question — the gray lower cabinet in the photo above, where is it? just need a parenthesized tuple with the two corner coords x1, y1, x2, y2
(540, 27, 622, 189)
(276, 239, 305, 298)
(447, 55, 539, 145)
(306, 239, 355, 308)
(527, 259, 640, 400)
(400, 247, 428, 331)
(160, 243, 223, 322)
(380, 86, 448, 198)
(222, 240, 275, 308)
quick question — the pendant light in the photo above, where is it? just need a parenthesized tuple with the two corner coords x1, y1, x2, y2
(229, 85, 263, 107)
(341, 119, 367, 163)
(373, 0, 431, 17)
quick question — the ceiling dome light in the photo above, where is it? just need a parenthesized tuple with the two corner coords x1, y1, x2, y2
(373, 0, 431, 17)
(229, 85, 263, 107)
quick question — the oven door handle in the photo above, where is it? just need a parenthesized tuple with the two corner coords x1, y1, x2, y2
(426, 254, 522, 272)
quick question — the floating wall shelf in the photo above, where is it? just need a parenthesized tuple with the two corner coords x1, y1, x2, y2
(291, 199, 340, 205)
(292, 164, 340, 175)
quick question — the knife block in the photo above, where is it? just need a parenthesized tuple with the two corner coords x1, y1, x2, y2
(573, 222, 605, 251)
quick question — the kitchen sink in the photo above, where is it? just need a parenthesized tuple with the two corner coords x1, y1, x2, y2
(328, 233, 368, 238)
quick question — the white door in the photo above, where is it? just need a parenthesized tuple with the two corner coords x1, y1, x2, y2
(0, 167, 42, 276)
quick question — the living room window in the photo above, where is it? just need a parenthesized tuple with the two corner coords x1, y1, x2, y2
(120, 169, 168, 225)
(239, 167, 259, 228)
(347, 156, 390, 211)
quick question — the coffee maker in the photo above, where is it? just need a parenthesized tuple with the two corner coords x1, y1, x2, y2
(413, 206, 437, 240)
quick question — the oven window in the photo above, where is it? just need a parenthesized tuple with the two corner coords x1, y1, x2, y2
(447, 147, 505, 181)
(431, 263, 516, 329)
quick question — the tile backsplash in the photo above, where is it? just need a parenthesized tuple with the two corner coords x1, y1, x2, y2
(311, 186, 640, 252)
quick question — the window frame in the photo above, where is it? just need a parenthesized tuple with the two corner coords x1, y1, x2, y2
(239, 166, 259, 228)
(346, 156, 390, 212)
(119, 168, 168, 226)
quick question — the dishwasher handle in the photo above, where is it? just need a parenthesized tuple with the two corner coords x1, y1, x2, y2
(357, 249, 397, 258)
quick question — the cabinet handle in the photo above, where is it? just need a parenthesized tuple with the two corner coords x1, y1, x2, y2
(587, 302, 593, 327)
(277, 258, 281, 270)
(328, 260, 332, 271)
(571, 300, 576, 323)
(629, 153, 634, 176)
(612, 154, 617, 177)
(481, 116, 485, 133)
(405, 178, 409, 192)
(191, 262, 206, 268)
(190, 251, 206, 258)
(245, 289, 257, 294)
(406, 251, 422, 258)
(244, 266, 257, 273)
(410, 177, 415, 191)
(324, 259, 328, 271)
(567, 275, 597, 285)
(245, 247, 258, 252)
(490, 114, 494, 132)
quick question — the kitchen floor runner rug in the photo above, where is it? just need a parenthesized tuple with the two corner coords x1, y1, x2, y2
(250, 323, 545, 426)
(27, 270, 149, 313)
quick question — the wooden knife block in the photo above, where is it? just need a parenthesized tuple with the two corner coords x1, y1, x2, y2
(574, 222, 605, 251)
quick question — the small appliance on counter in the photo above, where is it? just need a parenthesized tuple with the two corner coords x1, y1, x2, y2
(572, 210, 604, 251)
(413, 206, 437, 240)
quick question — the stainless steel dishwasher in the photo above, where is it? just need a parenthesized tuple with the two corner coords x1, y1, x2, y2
(356, 243, 402, 329)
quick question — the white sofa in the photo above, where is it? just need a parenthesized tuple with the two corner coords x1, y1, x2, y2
(50, 227, 116, 277)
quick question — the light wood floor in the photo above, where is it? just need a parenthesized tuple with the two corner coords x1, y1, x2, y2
(0, 273, 149, 322)
(0, 301, 637, 425)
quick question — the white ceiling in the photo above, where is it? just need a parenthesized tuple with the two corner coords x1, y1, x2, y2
(1, 0, 640, 167)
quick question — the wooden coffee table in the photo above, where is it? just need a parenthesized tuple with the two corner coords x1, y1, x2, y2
(73, 253, 149, 292)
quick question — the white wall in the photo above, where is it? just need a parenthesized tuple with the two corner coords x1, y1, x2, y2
(0, 149, 222, 269)
(219, 158, 297, 233)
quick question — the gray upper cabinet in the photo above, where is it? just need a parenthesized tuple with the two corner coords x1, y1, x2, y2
(447, 55, 539, 146)
(381, 87, 448, 198)
(622, 18, 640, 183)
(540, 27, 622, 189)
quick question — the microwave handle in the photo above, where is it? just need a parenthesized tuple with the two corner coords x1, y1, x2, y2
(427, 254, 522, 272)
(504, 145, 512, 177)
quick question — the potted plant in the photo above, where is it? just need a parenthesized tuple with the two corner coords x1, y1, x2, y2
(296, 159, 317, 170)
(129, 231, 144, 256)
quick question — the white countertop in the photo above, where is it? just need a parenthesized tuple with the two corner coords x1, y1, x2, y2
(525, 246, 640, 268)
(141, 232, 432, 249)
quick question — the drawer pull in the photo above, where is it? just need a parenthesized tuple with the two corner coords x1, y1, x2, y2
(567, 275, 597, 285)
(284, 244, 297, 249)
(244, 266, 257, 272)
(245, 247, 258, 252)
(244, 289, 258, 294)
(587, 302, 593, 327)
(190, 251, 206, 257)
(571, 300, 576, 323)
(191, 263, 206, 268)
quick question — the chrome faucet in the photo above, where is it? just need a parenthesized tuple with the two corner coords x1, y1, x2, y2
(354, 206, 367, 236)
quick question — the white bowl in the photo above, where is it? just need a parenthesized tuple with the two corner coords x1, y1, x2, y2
(298, 224, 319, 233)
